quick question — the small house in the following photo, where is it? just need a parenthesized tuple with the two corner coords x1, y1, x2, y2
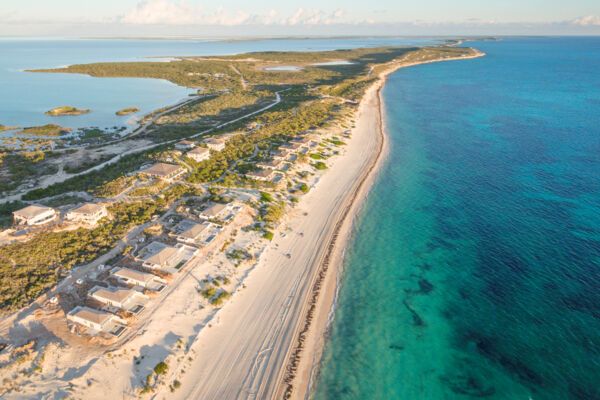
(13, 205, 57, 226)
(175, 140, 195, 151)
(66, 203, 108, 225)
(186, 147, 210, 162)
(141, 163, 185, 180)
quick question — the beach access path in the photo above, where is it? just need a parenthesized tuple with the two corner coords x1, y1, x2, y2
(164, 78, 383, 400)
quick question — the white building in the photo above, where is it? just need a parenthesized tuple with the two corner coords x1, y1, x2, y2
(199, 203, 233, 221)
(67, 306, 126, 336)
(141, 163, 185, 180)
(137, 242, 196, 270)
(89, 286, 148, 312)
(257, 159, 284, 170)
(280, 142, 303, 152)
(175, 140, 195, 151)
(110, 267, 167, 291)
(186, 147, 210, 162)
(66, 203, 108, 225)
(204, 138, 226, 152)
(271, 150, 289, 160)
(173, 220, 218, 244)
(247, 169, 276, 181)
(13, 205, 57, 226)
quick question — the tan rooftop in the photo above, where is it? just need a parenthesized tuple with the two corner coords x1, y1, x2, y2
(69, 203, 105, 215)
(91, 287, 135, 303)
(179, 223, 209, 239)
(13, 205, 54, 219)
(205, 138, 225, 144)
(144, 246, 180, 266)
(70, 307, 112, 325)
(249, 169, 273, 178)
(201, 203, 228, 217)
(113, 268, 155, 283)
(142, 163, 183, 178)
(188, 147, 209, 156)
(177, 140, 194, 145)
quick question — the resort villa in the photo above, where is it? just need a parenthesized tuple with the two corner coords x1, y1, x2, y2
(204, 137, 226, 152)
(110, 267, 167, 291)
(247, 169, 277, 181)
(13, 205, 57, 226)
(280, 142, 303, 152)
(257, 159, 284, 170)
(175, 140, 196, 151)
(271, 150, 289, 160)
(172, 220, 219, 244)
(141, 163, 185, 180)
(186, 147, 210, 162)
(89, 286, 148, 313)
(66, 203, 108, 225)
(199, 203, 234, 221)
(137, 241, 196, 270)
(67, 306, 126, 336)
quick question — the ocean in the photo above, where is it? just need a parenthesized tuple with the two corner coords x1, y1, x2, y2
(0, 37, 439, 136)
(313, 37, 600, 399)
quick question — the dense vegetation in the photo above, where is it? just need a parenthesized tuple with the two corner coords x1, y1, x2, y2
(0, 201, 160, 313)
(45, 106, 91, 116)
(155, 90, 271, 125)
(19, 124, 71, 136)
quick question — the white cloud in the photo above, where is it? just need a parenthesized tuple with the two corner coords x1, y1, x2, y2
(121, 0, 201, 24)
(570, 15, 600, 26)
(119, 1, 346, 26)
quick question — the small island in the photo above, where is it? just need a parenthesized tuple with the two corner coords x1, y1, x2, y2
(45, 106, 91, 116)
(19, 124, 72, 136)
(0, 124, 20, 132)
(115, 107, 140, 116)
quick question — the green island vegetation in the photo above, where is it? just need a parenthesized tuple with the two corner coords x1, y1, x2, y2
(19, 124, 72, 137)
(0, 45, 478, 314)
(45, 106, 91, 116)
(116, 107, 140, 116)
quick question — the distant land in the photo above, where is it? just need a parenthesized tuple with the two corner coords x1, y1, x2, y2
(45, 106, 91, 116)
(19, 123, 72, 136)
(116, 107, 140, 116)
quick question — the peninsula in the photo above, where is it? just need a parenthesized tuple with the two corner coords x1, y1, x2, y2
(45, 106, 91, 116)
(116, 106, 140, 115)
(0, 45, 483, 399)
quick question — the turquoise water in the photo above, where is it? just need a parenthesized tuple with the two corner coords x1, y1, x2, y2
(0, 37, 440, 134)
(313, 37, 600, 399)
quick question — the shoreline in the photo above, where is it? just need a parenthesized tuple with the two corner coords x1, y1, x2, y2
(281, 50, 486, 400)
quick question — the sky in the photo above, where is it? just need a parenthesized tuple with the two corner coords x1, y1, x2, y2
(1, 0, 599, 37)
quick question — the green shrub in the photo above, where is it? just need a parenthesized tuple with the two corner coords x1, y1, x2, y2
(263, 231, 274, 240)
(314, 162, 327, 170)
(154, 361, 168, 375)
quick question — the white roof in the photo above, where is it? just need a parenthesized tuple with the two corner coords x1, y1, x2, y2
(69, 203, 106, 216)
(200, 203, 228, 217)
(13, 205, 55, 219)
(90, 286, 136, 303)
(69, 306, 112, 325)
(112, 267, 155, 283)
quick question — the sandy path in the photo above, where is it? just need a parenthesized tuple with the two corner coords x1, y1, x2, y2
(163, 80, 382, 400)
